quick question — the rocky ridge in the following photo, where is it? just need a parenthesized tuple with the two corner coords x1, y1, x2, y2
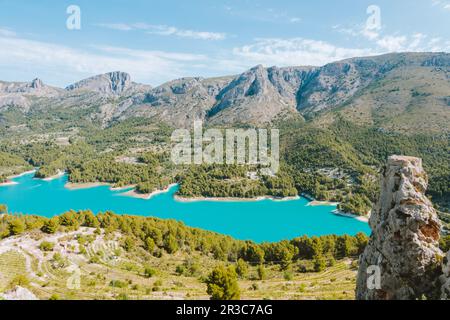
(0, 52, 449, 131)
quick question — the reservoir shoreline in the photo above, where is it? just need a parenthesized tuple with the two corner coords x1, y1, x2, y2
(0, 171, 371, 242)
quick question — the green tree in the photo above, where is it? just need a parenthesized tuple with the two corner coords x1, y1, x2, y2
(144, 266, 156, 278)
(41, 217, 59, 234)
(313, 254, 326, 272)
(336, 235, 354, 258)
(59, 211, 80, 229)
(82, 210, 99, 228)
(8, 218, 25, 235)
(123, 236, 135, 252)
(206, 265, 240, 300)
(242, 243, 265, 264)
(235, 258, 248, 279)
(256, 264, 266, 280)
(0, 204, 7, 214)
(355, 232, 369, 254)
(163, 234, 178, 254)
(145, 237, 155, 253)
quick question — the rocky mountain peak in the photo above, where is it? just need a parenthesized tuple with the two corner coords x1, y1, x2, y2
(356, 155, 443, 300)
(107, 71, 131, 93)
(30, 78, 44, 89)
(65, 71, 132, 95)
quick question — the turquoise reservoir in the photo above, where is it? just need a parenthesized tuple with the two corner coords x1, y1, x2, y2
(0, 173, 371, 242)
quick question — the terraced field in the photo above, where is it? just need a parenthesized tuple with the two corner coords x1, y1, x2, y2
(0, 228, 358, 300)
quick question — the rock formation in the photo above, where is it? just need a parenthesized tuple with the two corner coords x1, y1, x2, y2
(0, 286, 38, 300)
(207, 65, 313, 125)
(356, 155, 443, 300)
(30, 78, 43, 90)
(65, 71, 150, 96)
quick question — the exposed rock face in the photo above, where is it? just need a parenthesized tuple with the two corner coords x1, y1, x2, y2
(121, 76, 233, 128)
(356, 155, 443, 300)
(207, 65, 313, 125)
(0, 78, 62, 112)
(0, 286, 38, 300)
(65, 71, 140, 95)
(31, 78, 43, 89)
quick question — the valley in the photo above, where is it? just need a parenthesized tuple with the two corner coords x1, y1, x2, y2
(0, 52, 449, 300)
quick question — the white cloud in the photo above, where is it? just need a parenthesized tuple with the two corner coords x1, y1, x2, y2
(0, 27, 16, 37)
(146, 25, 226, 40)
(0, 32, 210, 86)
(375, 35, 407, 52)
(96, 23, 134, 31)
(431, 0, 450, 10)
(334, 23, 381, 41)
(375, 33, 450, 52)
(333, 23, 450, 53)
(97, 22, 226, 40)
(232, 38, 376, 67)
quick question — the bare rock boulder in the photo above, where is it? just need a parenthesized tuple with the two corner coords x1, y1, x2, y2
(0, 286, 38, 300)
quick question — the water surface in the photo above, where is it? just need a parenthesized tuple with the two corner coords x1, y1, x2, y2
(0, 173, 371, 242)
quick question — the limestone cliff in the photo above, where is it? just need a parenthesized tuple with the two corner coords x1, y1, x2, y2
(356, 155, 443, 300)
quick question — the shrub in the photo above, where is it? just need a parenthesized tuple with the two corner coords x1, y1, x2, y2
(109, 280, 127, 288)
(8, 219, 25, 235)
(313, 254, 326, 272)
(163, 234, 178, 254)
(122, 236, 135, 252)
(283, 271, 294, 281)
(256, 264, 266, 280)
(41, 217, 59, 234)
(9, 274, 30, 287)
(144, 266, 156, 278)
(235, 259, 248, 279)
(39, 241, 55, 252)
(205, 265, 240, 300)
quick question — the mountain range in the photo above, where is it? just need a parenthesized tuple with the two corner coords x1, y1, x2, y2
(0, 52, 449, 133)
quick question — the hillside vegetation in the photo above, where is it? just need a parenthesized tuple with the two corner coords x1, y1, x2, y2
(0, 211, 367, 300)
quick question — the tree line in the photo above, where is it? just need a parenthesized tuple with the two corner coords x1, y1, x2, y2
(0, 210, 369, 267)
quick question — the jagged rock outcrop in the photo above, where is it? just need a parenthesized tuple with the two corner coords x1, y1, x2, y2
(30, 78, 43, 90)
(0, 78, 62, 111)
(207, 65, 313, 125)
(356, 155, 444, 300)
(65, 71, 149, 96)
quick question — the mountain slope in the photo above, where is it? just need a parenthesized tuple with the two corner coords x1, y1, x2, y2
(120, 76, 233, 127)
(310, 52, 450, 134)
(0, 52, 449, 133)
(206, 65, 313, 125)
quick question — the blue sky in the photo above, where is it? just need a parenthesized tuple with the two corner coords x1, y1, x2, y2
(0, 0, 449, 87)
